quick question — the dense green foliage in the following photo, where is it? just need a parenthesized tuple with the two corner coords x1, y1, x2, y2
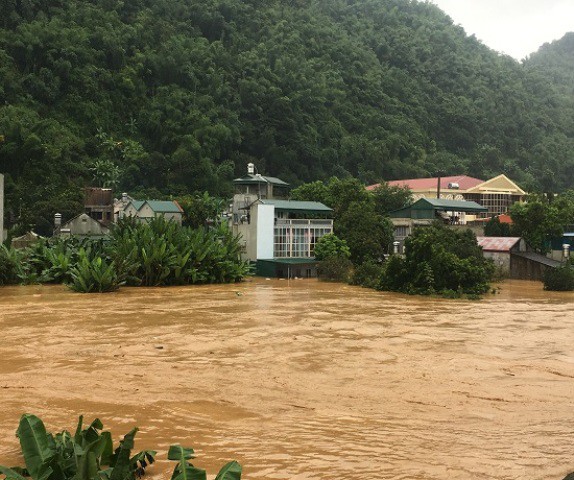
(483, 216, 512, 237)
(109, 217, 250, 286)
(317, 255, 353, 283)
(0, 414, 241, 480)
(379, 225, 494, 296)
(292, 177, 394, 263)
(0, 414, 156, 480)
(313, 233, 352, 282)
(0, 218, 250, 291)
(543, 262, 574, 292)
(313, 233, 351, 261)
(509, 193, 574, 254)
(1, 0, 574, 233)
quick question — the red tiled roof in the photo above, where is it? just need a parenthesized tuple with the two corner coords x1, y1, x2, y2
(476, 236, 521, 252)
(367, 175, 484, 191)
(497, 214, 513, 224)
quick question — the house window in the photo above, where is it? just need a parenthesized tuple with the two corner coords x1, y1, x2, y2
(274, 223, 333, 258)
(394, 226, 409, 238)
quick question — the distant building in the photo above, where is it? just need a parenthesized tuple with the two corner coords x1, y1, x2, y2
(368, 174, 526, 218)
(11, 231, 41, 249)
(389, 198, 487, 251)
(231, 164, 333, 278)
(84, 187, 114, 225)
(477, 236, 523, 276)
(119, 200, 183, 225)
(55, 213, 110, 238)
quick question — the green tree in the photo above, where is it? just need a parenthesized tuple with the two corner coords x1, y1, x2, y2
(313, 233, 350, 260)
(510, 198, 564, 253)
(380, 225, 494, 296)
(371, 181, 413, 215)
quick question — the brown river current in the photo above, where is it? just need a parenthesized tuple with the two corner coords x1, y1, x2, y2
(1, 279, 574, 479)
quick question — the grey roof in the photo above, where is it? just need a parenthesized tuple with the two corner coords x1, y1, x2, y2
(260, 199, 332, 213)
(512, 251, 563, 268)
(124, 200, 181, 213)
(416, 198, 488, 212)
(145, 200, 182, 213)
(233, 174, 290, 186)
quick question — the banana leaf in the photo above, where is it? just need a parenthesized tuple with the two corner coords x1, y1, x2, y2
(167, 446, 205, 480)
(0, 466, 28, 480)
(108, 428, 137, 480)
(16, 414, 56, 480)
(214, 461, 241, 480)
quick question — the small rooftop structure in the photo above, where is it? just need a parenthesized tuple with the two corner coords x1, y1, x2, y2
(233, 164, 290, 200)
(84, 187, 114, 225)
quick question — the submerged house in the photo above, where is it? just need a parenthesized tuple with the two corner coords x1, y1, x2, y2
(476, 236, 523, 276)
(231, 164, 333, 278)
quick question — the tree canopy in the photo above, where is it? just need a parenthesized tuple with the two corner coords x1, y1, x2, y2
(1, 0, 574, 232)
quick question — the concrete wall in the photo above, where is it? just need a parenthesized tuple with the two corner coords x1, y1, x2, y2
(510, 255, 548, 282)
(483, 251, 511, 276)
(256, 204, 275, 260)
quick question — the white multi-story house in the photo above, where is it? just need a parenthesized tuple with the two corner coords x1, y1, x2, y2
(231, 164, 333, 278)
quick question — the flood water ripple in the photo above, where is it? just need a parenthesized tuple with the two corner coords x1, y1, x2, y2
(1, 279, 574, 479)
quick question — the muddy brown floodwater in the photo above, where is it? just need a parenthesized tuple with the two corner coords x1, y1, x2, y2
(1, 279, 574, 479)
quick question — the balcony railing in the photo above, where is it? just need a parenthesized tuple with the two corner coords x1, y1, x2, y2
(275, 218, 333, 226)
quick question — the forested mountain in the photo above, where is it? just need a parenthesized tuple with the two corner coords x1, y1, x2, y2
(1, 0, 574, 234)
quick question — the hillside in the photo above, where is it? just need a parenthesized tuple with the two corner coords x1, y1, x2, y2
(1, 0, 574, 233)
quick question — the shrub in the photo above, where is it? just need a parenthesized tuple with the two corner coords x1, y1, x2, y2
(317, 256, 353, 282)
(0, 414, 242, 480)
(379, 225, 494, 297)
(543, 262, 574, 291)
(68, 249, 122, 293)
(0, 245, 22, 285)
(313, 234, 350, 261)
(350, 259, 384, 289)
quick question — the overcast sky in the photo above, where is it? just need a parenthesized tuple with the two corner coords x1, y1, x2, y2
(430, 0, 574, 60)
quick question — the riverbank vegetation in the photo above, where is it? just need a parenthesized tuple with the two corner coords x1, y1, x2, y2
(378, 225, 494, 297)
(543, 261, 574, 292)
(2, 1, 574, 234)
(0, 218, 250, 292)
(0, 414, 241, 480)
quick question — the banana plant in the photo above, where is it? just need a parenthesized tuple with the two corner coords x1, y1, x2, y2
(0, 415, 155, 480)
(167, 445, 241, 480)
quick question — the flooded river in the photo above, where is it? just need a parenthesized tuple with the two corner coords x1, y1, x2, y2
(1, 279, 574, 479)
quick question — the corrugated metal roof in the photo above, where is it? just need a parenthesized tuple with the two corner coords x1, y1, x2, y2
(145, 200, 183, 213)
(415, 198, 488, 212)
(477, 236, 521, 252)
(127, 200, 144, 211)
(233, 174, 290, 186)
(124, 200, 182, 213)
(367, 175, 484, 191)
(260, 199, 332, 212)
